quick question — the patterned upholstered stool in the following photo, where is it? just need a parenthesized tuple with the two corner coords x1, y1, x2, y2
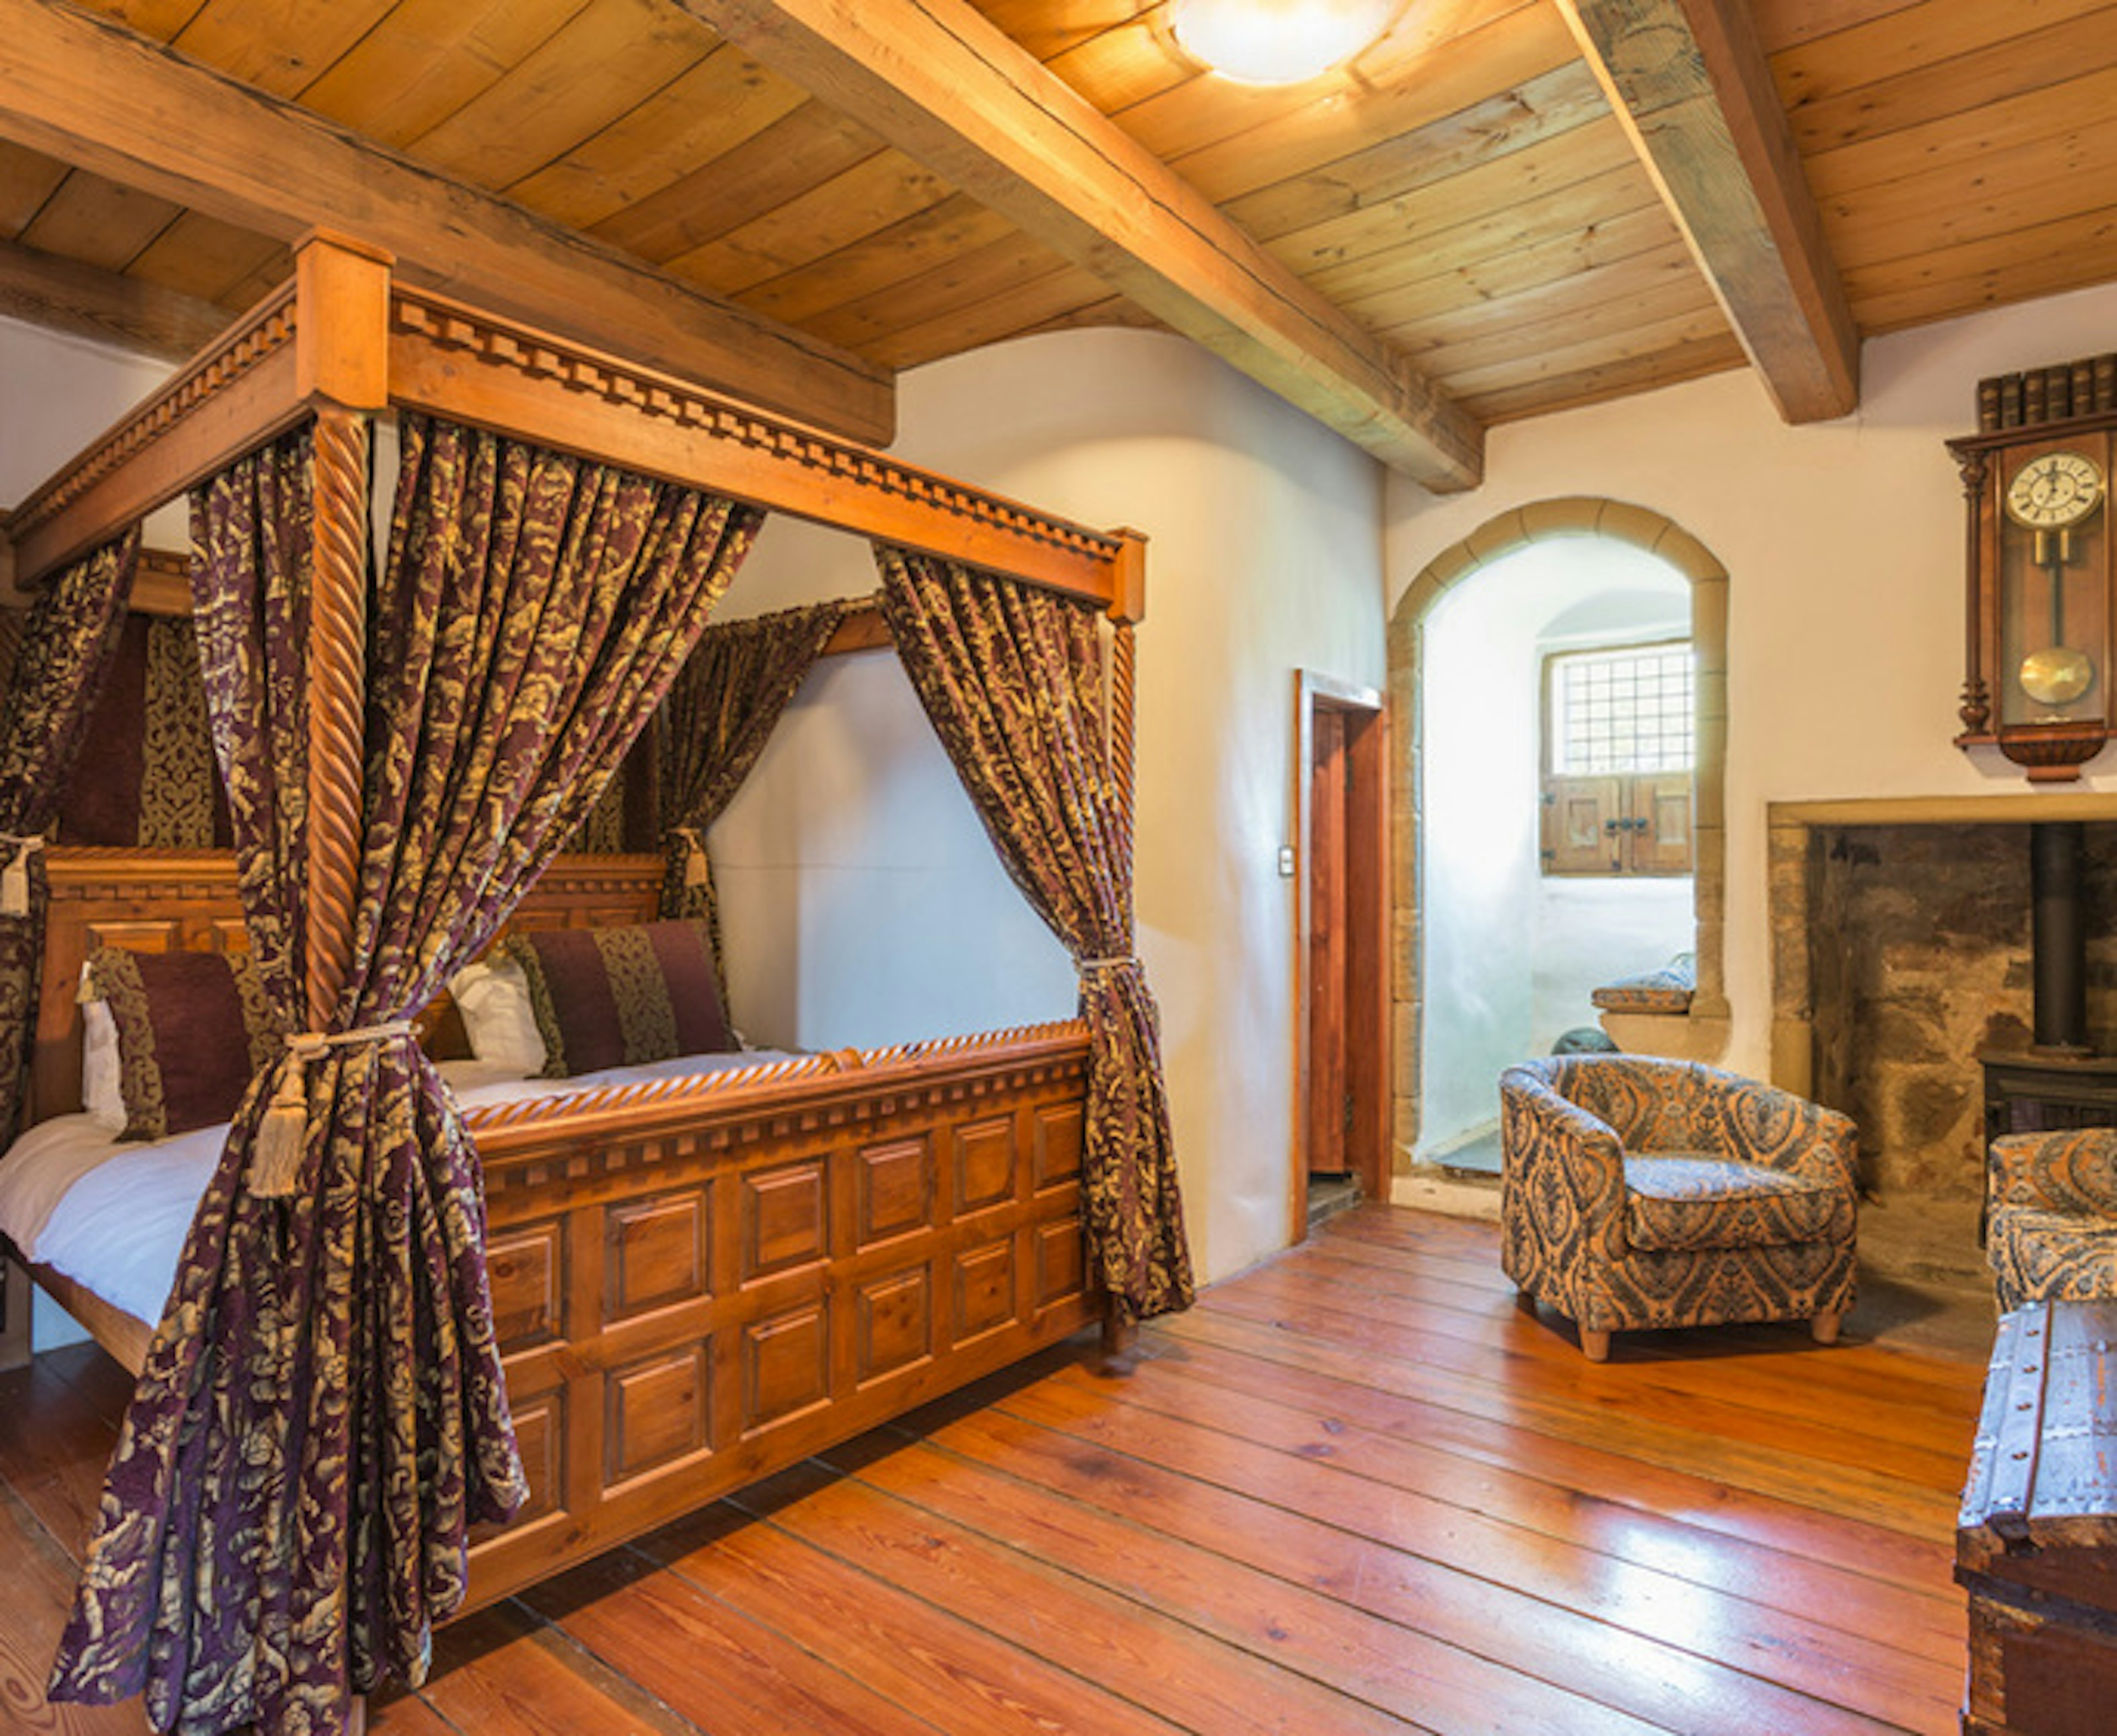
(1987, 1127, 2117, 1312)
(1497, 1055, 1859, 1361)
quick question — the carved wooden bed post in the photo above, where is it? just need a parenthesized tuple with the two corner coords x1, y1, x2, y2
(1102, 527, 1148, 1364)
(292, 229, 390, 1736)
(293, 232, 391, 1031)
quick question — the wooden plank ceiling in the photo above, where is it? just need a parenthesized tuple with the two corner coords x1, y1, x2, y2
(2, 0, 2114, 484)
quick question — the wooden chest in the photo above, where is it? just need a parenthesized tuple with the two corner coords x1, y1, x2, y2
(1959, 1300, 2117, 1735)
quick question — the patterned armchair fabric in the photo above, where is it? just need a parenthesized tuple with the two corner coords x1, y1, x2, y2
(1987, 1129, 2117, 1312)
(1498, 1055, 1859, 1359)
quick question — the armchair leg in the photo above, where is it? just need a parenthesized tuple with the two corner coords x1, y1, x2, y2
(1811, 1310, 1844, 1346)
(1578, 1326, 1611, 1362)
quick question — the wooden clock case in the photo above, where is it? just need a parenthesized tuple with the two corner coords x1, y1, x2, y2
(1951, 353, 2117, 782)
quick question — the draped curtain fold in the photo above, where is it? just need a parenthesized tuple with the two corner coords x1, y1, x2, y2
(874, 547, 1191, 1323)
(0, 530, 141, 1141)
(50, 412, 761, 1735)
(657, 596, 848, 979)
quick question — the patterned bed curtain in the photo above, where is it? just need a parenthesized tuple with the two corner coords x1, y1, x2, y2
(63, 612, 225, 849)
(0, 603, 25, 697)
(0, 530, 141, 1141)
(875, 547, 1192, 1324)
(50, 412, 761, 1735)
(658, 596, 848, 982)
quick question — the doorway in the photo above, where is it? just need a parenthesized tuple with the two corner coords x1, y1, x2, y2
(1387, 499, 1733, 1174)
(1292, 671, 1388, 1241)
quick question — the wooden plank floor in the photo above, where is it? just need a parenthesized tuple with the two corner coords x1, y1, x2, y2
(0, 1207, 1986, 1734)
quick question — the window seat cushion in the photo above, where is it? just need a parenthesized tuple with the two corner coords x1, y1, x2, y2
(1591, 954, 1696, 1015)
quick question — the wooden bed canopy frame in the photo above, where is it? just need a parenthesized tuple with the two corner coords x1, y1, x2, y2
(1, 229, 1149, 1624)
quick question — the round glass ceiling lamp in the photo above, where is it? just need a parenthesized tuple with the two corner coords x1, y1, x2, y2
(1165, 0, 1404, 85)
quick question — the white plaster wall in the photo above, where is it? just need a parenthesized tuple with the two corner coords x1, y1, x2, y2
(721, 330, 1387, 1284)
(702, 513, 1078, 1051)
(1419, 566, 1541, 1149)
(1531, 879, 1692, 1046)
(1387, 278, 2117, 1083)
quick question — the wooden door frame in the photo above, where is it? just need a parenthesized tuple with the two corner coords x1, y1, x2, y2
(1291, 670, 1390, 1243)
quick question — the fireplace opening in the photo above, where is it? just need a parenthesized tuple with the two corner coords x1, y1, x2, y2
(1799, 820, 2117, 1206)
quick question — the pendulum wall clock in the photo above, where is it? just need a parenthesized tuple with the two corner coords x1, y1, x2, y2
(1952, 353, 2117, 781)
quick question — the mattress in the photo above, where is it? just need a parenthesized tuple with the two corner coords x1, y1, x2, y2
(0, 1049, 797, 1331)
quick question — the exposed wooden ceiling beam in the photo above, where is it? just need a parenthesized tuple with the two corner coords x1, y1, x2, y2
(675, 0, 1484, 492)
(0, 0, 893, 444)
(1554, 0, 1858, 423)
(0, 239, 233, 362)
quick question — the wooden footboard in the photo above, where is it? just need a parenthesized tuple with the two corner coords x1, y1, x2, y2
(463, 1021, 1096, 1606)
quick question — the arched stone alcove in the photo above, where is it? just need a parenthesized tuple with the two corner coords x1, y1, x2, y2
(1387, 497, 1731, 1165)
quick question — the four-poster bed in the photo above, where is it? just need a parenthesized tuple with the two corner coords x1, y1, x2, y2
(0, 229, 1188, 1735)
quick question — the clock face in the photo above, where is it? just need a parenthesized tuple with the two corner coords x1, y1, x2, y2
(2006, 449, 2105, 530)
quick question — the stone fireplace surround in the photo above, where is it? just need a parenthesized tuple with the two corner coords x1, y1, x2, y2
(1771, 796, 2117, 1206)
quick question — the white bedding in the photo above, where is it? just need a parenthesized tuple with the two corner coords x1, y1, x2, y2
(0, 1048, 797, 1331)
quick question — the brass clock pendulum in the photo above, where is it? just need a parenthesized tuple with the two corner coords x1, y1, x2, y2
(2007, 450, 2105, 711)
(2020, 527, 2094, 707)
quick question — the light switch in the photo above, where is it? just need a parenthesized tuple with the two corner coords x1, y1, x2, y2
(1277, 846, 1297, 878)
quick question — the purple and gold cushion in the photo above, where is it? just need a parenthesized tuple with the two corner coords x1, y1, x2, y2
(84, 944, 278, 1140)
(507, 920, 734, 1078)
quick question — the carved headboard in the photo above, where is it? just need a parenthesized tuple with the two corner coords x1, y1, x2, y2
(32, 848, 665, 1125)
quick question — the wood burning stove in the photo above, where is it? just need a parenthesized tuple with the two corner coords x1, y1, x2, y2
(1980, 821, 2117, 1232)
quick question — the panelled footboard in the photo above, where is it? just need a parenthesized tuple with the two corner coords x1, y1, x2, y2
(461, 1023, 1098, 1606)
(25, 849, 1100, 1610)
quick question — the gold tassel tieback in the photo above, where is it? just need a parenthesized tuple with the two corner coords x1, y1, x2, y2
(674, 825, 710, 890)
(248, 1021, 416, 1199)
(0, 834, 44, 918)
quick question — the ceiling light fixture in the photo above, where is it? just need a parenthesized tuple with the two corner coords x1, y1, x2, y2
(1165, 0, 1404, 87)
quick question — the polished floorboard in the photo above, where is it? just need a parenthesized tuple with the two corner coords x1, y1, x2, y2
(0, 1207, 1987, 1734)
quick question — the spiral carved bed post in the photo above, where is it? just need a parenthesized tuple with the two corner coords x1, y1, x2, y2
(305, 402, 370, 1031)
(1105, 528, 1147, 874)
(294, 233, 391, 1736)
(292, 232, 391, 1032)
(1103, 528, 1148, 1363)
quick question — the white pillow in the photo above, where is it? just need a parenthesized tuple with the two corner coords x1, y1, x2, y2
(450, 958, 547, 1076)
(78, 977, 127, 1135)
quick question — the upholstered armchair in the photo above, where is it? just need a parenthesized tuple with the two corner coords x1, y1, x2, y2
(1987, 1128, 2117, 1312)
(1498, 1056, 1860, 1360)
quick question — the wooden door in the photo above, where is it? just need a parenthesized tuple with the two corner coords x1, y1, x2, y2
(1293, 674, 1389, 1238)
(1307, 711, 1349, 1175)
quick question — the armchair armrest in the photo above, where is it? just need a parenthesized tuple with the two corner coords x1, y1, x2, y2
(1709, 1074, 1858, 1188)
(1990, 1128, 2117, 1219)
(1500, 1065, 1628, 1251)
